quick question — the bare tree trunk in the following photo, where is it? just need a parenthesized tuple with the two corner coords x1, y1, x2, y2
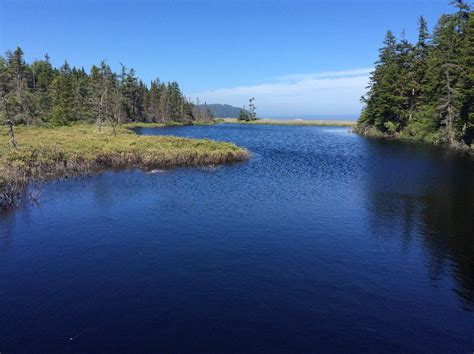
(97, 91, 105, 132)
(7, 119, 17, 149)
(111, 121, 117, 136)
(2, 95, 17, 148)
(408, 88, 415, 122)
(445, 70, 455, 146)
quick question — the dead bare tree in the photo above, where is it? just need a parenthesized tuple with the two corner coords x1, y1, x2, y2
(1, 94, 17, 149)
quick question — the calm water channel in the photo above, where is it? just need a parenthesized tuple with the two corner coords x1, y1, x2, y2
(1, 124, 473, 352)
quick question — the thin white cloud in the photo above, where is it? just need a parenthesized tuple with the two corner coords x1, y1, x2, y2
(191, 68, 372, 118)
(276, 68, 373, 82)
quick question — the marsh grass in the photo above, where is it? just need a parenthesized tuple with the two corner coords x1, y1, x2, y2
(0, 124, 248, 207)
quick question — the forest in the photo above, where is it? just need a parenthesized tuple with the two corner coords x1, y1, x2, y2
(0, 48, 213, 128)
(358, 0, 473, 149)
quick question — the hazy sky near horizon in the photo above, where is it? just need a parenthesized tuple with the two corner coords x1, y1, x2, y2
(0, 0, 455, 118)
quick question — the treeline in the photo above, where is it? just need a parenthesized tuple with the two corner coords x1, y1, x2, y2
(0, 47, 213, 127)
(358, 1, 474, 148)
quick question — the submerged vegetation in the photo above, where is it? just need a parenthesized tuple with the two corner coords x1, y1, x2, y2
(357, 1, 474, 150)
(0, 124, 248, 208)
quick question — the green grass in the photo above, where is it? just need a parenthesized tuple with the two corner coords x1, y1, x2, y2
(219, 118, 355, 127)
(0, 124, 248, 206)
(124, 122, 176, 128)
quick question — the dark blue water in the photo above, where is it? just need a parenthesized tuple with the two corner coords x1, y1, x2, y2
(1, 124, 473, 353)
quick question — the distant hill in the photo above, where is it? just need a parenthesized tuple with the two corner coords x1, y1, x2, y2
(196, 104, 249, 118)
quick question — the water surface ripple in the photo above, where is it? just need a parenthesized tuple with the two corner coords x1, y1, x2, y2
(1, 124, 473, 353)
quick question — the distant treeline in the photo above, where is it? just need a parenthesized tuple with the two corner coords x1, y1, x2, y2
(0, 48, 213, 126)
(358, 1, 473, 148)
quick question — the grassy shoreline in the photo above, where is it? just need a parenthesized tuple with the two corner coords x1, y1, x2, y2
(354, 124, 474, 154)
(219, 118, 355, 127)
(0, 124, 248, 207)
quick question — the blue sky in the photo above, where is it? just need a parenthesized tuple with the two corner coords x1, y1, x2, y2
(0, 0, 455, 118)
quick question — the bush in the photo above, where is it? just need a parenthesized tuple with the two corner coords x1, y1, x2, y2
(401, 106, 440, 144)
(384, 121, 399, 135)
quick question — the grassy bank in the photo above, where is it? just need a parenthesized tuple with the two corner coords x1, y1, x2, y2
(220, 118, 355, 127)
(0, 124, 248, 207)
(354, 124, 474, 153)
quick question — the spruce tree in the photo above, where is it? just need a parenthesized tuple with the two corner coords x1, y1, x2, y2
(4, 47, 28, 122)
(360, 31, 401, 132)
(413, 16, 431, 107)
(147, 80, 161, 122)
(0, 47, 198, 127)
(459, 10, 474, 144)
(238, 108, 248, 121)
(428, 15, 464, 144)
(50, 62, 75, 125)
(30, 55, 55, 121)
(359, 2, 473, 148)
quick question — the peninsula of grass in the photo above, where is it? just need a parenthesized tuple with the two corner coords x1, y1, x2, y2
(220, 118, 355, 127)
(0, 124, 248, 206)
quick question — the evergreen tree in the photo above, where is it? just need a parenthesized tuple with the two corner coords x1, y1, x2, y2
(4, 47, 28, 122)
(413, 16, 431, 108)
(459, 10, 474, 143)
(428, 14, 464, 144)
(29, 55, 55, 121)
(358, 2, 474, 148)
(360, 31, 401, 132)
(158, 84, 170, 122)
(50, 62, 75, 125)
(147, 80, 161, 122)
(248, 97, 257, 120)
(238, 108, 249, 121)
(0, 46, 203, 127)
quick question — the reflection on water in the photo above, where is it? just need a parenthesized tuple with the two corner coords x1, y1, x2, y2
(0, 124, 473, 352)
(361, 139, 474, 310)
